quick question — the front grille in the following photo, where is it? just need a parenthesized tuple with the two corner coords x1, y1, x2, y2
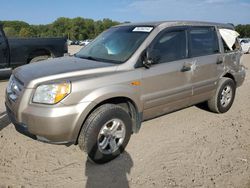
(6, 75, 24, 102)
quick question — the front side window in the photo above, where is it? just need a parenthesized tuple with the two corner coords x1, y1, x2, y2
(149, 30, 187, 63)
(189, 27, 219, 57)
(75, 26, 153, 64)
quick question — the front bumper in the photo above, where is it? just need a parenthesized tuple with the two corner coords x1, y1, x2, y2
(6, 103, 37, 141)
(5, 100, 92, 144)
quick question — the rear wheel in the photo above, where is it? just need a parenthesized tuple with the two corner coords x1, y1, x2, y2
(78, 104, 132, 164)
(207, 77, 236, 113)
(30, 55, 50, 63)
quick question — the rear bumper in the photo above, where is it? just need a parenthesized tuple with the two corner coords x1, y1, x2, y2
(234, 67, 246, 87)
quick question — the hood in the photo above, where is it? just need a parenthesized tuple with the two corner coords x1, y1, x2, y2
(13, 56, 117, 86)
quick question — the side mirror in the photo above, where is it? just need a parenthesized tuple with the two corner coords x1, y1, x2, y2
(142, 48, 160, 69)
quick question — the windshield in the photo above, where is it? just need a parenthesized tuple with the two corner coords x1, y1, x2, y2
(75, 26, 153, 64)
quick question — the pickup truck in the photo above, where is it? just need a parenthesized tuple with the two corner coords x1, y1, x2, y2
(0, 24, 68, 77)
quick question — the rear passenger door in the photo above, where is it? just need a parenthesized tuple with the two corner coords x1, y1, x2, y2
(188, 26, 223, 104)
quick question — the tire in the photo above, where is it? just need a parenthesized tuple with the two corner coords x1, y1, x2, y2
(78, 104, 132, 164)
(29, 55, 50, 63)
(207, 77, 236, 113)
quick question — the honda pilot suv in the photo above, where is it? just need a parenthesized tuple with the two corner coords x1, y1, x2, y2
(5, 21, 245, 163)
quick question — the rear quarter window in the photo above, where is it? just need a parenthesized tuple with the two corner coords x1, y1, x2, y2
(189, 27, 219, 57)
(223, 38, 241, 53)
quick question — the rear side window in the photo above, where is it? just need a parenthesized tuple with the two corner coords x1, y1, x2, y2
(150, 30, 187, 63)
(189, 27, 219, 57)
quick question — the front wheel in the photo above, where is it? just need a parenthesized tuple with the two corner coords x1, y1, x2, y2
(78, 104, 132, 164)
(207, 77, 236, 113)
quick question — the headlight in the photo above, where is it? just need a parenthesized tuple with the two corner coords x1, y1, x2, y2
(33, 82, 71, 104)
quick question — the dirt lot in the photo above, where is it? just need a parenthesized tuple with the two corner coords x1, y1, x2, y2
(0, 47, 250, 188)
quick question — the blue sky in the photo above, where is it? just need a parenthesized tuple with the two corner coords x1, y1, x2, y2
(0, 0, 250, 24)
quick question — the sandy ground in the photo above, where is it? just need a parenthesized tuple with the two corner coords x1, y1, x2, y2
(68, 45, 83, 55)
(0, 47, 250, 188)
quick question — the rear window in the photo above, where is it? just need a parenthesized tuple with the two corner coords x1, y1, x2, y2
(189, 27, 219, 57)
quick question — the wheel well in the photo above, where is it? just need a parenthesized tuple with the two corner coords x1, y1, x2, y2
(223, 73, 236, 84)
(27, 49, 52, 63)
(75, 97, 140, 145)
(98, 97, 137, 112)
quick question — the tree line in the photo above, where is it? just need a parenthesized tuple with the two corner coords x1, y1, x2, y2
(0, 17, 120, 40)
(235, 25, 250, 38)
(1, 18, 250, 39)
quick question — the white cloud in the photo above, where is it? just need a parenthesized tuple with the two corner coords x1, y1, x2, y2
(203, 0, 233, 4)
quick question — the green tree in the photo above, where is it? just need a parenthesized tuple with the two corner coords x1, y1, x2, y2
(1, 20, 29, 34)
(19, 27, 36, 38)
(52, 17, 72, 38)
(3, 27, 18, 37)
(235, 24, 250, 38)
(1, 17, 120, 39)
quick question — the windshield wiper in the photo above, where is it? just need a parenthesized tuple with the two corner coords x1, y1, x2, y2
(77, 55, 99, 61)
(75, 54, 122, 64)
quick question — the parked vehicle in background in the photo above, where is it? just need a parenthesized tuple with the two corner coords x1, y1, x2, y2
(70, 40, 80, 45)
(74, 40, 80, 45)
(67, 39, 73, 45)
(239, 38, 250, 53)
(0, 24, 68, 77)
(5, 21, 245, 164)
(79, 39, 93, 46)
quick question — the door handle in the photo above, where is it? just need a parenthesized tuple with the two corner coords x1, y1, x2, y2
(216, 60, 223, 64)
(181, 64, 191, 72)
(217, 56, 224, 64)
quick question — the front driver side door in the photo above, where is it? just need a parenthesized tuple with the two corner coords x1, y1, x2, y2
(141, 27, 193, 120)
